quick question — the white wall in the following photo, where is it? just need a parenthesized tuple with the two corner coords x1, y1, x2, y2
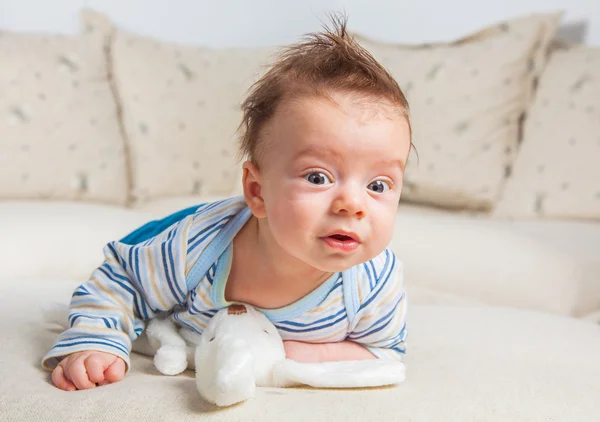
(0, 0, 598, 46)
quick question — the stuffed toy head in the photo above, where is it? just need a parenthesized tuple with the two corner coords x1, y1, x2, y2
(194, 304, 288, 406)
(143, 304, 405, 407)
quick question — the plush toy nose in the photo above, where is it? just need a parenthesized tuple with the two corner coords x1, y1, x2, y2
(227, 304, 247, 315)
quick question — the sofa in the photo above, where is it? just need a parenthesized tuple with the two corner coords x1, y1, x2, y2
(1, 9, 599, 421)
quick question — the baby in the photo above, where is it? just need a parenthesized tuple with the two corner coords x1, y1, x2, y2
(44, 17, 413, 391)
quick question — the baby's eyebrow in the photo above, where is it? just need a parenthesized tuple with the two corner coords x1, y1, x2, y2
(294, 147, 405, 172)
(376, 158, 406, 172)
(294, 146, 343, 162)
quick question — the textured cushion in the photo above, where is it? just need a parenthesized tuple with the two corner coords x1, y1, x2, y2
(358, 13, 561, 210)
(389, 203, 600, 318)
(0, 25, 129, 205)
(0, 202, 155, 282)
(494, 45, 600, 220)
(1, 279, 599, 421)
(110, 28, 272, 203)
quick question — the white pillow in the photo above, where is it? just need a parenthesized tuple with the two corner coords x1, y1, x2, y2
(494, 45, 600, 220)
(110, 28, 273, 204)
(0, 22, 128, 205)
(357, 13, 562, 211)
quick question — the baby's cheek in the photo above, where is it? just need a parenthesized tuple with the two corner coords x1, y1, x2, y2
(271, 200, 313, 238)
(372, 208, 397, 244)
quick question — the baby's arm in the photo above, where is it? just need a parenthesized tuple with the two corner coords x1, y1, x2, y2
(283, 339, 376, 362)
(345, 252, 407, 360)
(284, 251, 407, 363)
(43, 215, 197, 390)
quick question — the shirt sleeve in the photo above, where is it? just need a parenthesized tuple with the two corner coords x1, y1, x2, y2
(346, 250, 407, 361)
(41, 215, 196, 371)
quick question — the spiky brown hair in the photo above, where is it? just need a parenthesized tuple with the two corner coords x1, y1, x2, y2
(239, 14, 412, 164)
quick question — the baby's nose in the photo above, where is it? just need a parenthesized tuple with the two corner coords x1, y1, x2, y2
(332, 191, 366, 218)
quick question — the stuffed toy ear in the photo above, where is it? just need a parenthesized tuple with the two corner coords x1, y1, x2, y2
(272, 359, 405, 389)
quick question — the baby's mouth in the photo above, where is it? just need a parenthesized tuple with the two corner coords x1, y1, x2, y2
(320, 231, 361, 252)
(329, 234, 354, 241)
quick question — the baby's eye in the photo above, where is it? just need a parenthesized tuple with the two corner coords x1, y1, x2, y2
(367, 180, 391, 193)
(304, 172, 332, 186)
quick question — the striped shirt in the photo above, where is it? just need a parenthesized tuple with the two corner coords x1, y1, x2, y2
(42, 196, 407, 370)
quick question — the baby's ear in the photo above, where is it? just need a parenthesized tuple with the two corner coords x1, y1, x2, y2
(242, 161, 266, 218)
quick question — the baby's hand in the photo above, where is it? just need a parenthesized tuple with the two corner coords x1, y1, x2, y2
(52, 350, 125, 391)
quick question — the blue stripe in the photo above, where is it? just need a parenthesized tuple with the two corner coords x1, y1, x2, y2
(134, 247, 141, 293)
(107, 243, 126, 271)
(380, 250, 391, 281)
(275, 312, 347, 333)
(102, 263, 149, 320)
(189, 302, 217, 318)
(69, 314, 84, 326)
(137, 285, 150, 319)
(276, 308, 346, 328)
(363, 263, 375, 289)
(206, 268, 214, 285)
(349, 299, 404, 340)
(187, 213, 226, 245)
(128, 246, 135, 279)
(327, 279, 343, 295)
(54, 339, 128, 356)
(172, 313, 202, 335)
(351, 293, 405, 337)
(350, 317, 391, 340)
(167, 226, 186, 300)
(187, 221, 228, 255)
(103, 262, 130, 284)
(190, 200, 221, 221)
(370, 260, 378, 283)
(97, 266, 143, 319)
(359, 254, 396, 312)
(379, 324, 407, 348)
(161, 229, 182, 303)
(350, 305, 395, 338)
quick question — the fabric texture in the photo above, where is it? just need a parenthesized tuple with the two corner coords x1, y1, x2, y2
(494, 45, 600, 220)
(389, 202, 600, 318)
(42, 196, 407, 369)
(357, 12, 562, 210)
(0, 21, 129, 205)
(0, 201, 156, 282)
(3, 279, 600, 421)
(109, 26, 273, 203)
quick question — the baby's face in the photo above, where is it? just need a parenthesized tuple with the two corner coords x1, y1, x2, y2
(255, 91, 411, 272)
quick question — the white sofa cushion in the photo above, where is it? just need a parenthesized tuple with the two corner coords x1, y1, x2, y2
(495, 45, 600, 220)
(0, 202, 155, 282)
(2, 278, 599, 421)
(0, 25, 129, 205)
(110, 27, 272, 203)
(390, 204, 600, 318)
(358, 13, 561, 211)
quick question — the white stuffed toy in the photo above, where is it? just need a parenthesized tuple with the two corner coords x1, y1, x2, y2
(140, 304, 405, 407)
